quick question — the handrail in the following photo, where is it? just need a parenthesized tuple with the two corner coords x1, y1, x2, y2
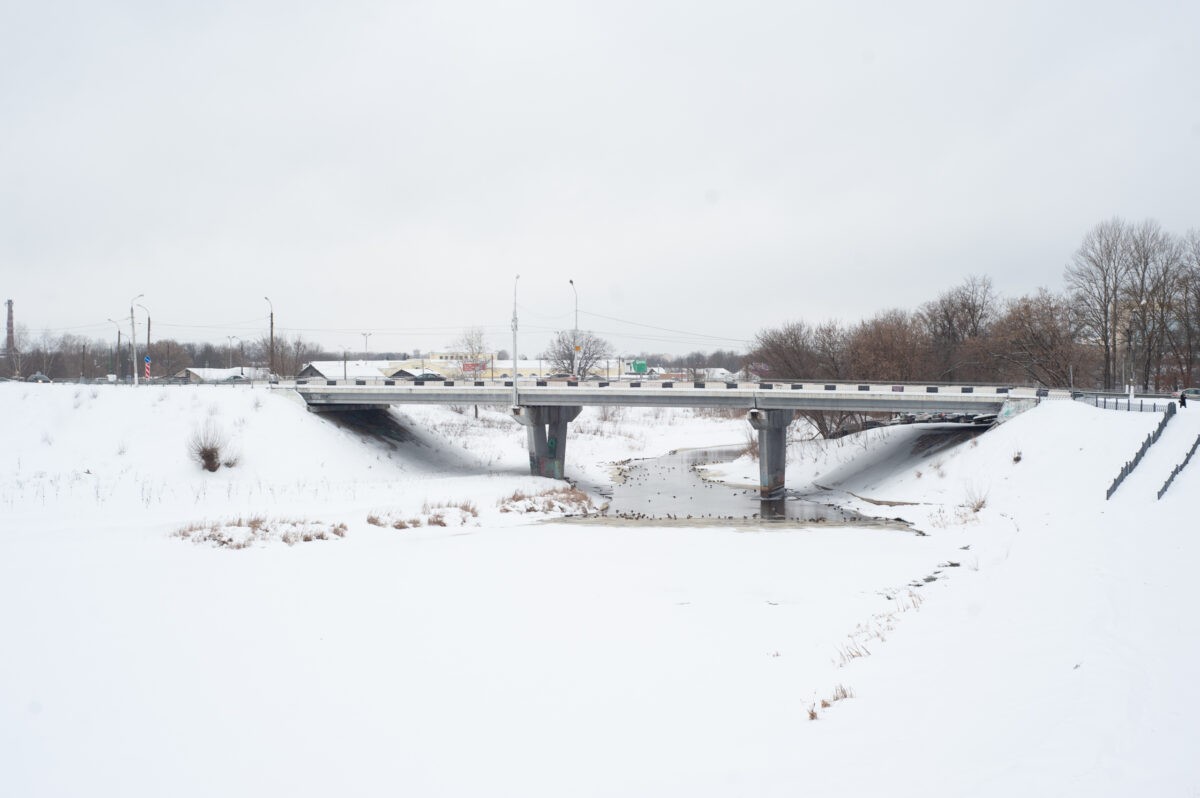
(1157, 433, 1200, 500)
(1106, 402, 1176, 499)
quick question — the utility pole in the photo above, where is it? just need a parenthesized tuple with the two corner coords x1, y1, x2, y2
(108, 319, 121, 379)
(362, 332, 372, 358)
(4, 299, 14, 377)
(265, 296, 275, 377)
(137, 303, 150, 379)
(129, 293, 143, 386)
(569, 279, 578, 377)
(511, 274, 520, 406)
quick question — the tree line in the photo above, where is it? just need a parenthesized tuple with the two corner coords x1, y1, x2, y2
(7, 216, 1196, 388)
(2, 331, 340, 382)
(750, 217, 1200, 392)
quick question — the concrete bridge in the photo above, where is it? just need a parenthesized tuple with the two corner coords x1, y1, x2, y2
(294, 378, 1021, 499)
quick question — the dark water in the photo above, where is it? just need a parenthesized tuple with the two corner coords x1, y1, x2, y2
(600, 445, 876, 525)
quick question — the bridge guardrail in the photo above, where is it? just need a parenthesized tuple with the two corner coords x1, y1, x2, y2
(1105, 402, 1176, 499)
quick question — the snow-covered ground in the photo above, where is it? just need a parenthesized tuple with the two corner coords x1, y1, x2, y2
(2, 384, 1197, 796)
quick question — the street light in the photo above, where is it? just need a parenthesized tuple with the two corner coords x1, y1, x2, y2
(569, 278, 578, 377)
(226, 336, 239, 369)
(136, 303, 150, 380)
(511, 274, 519, 405)
(129, 293, 143, 386)
(362, 332, 372, 358)
(264, 297, 275, 377)
(106, 319, 121, 379)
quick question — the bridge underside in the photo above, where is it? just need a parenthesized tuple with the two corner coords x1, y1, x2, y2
(297, 383, 1015, 496)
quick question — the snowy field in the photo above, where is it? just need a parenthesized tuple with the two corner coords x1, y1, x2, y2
(2, 383, 1198, 796)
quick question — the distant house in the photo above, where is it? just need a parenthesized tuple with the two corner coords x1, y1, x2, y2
(296, 360, 397, 380)
(175, 367, 270, 384)
(385, 367, 447, 381)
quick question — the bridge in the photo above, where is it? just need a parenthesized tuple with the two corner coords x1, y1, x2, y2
(294, 378, 1023, 499)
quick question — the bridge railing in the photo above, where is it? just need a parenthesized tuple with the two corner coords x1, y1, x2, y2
(292, 376, 1023, 395)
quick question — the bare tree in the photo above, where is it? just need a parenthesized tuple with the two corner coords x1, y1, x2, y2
(543, 330, 612, 377)
(749, 321, 819, 379)
(148, 339, 193, 378)
(811, 321, 849, 379)
(990, 289, 1090, 387)
(919, 275, 997, 380)
(846, 309, 929, 381)
(1121, 220, 1180, 390)
(1170, 229, 1200, 388)
(1065, 218, 1130, 390)
(452, 326, 489, 377)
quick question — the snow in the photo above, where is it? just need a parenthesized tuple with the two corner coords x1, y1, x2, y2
(2, 384, 1198, 796)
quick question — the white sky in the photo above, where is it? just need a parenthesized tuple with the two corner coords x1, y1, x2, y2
(3, 0, 1198, 356)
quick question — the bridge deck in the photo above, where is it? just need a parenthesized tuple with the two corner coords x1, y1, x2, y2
(294, 379, 1012, 413)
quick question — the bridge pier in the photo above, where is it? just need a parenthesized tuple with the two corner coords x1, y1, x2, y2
(748, 408, 793, 500)
(512, 405, 582, 479)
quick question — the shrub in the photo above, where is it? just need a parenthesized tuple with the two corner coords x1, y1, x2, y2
(964, 487, 988, 513)
(741, 430, 760, 461)
(189, 421, 227, 472)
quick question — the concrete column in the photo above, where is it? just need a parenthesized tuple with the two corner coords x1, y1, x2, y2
(748, 408, 792, 500)
(512, 405, 582, 479)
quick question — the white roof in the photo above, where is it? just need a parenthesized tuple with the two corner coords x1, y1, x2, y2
(180, 367, 269, 381)
(300, 360, 395, 379)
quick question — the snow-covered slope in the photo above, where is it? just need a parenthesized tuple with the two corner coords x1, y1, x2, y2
(2, 385, 1197, 796)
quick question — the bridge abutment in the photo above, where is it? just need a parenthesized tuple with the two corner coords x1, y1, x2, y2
(512, 405, 582, 479)
(748, 409, 793, 500)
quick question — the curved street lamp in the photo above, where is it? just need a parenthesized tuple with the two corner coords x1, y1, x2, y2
(129, 293, 143, 386)
(136, 303, 150, 380)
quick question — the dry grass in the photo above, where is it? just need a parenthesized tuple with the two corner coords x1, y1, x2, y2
(810, 684, 855, 720)
(835, 590, 923, 667)
(367, 500, 481, 530)
(740, 430, 760, 461)
(175, 516, 348, 548)
(498, 486, 596, 515)
(963, 484, 988, 513)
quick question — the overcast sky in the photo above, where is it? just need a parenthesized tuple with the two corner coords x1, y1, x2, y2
(3, 0, 1198, 357)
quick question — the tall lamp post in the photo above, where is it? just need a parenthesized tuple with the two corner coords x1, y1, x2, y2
(569, 278, 578, 377)
(511, 274, 520, 406)
(264, 296, 275, 377)
(129, 293, 143, 385)
(226, 336, 239, 369)
(362, 332, 372, 358)
(107, 319, 122, 379)
(136, 303, 150, 380)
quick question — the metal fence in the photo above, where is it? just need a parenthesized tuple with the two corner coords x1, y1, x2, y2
(1105, 402, 1177, 499)
(1084, 394, 1176, 413)
(1157, 433, 1200, 500)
